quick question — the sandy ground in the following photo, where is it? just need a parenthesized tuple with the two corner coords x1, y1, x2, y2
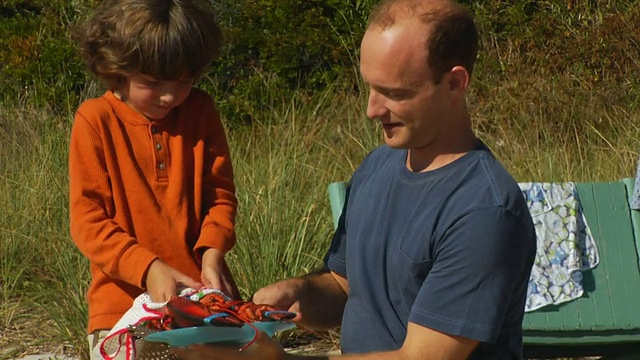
(10, 355, 76, 360)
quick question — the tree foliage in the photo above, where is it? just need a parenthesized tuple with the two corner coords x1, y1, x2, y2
(0, 0, 637, 123)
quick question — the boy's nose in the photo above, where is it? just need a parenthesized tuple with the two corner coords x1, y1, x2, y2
(159, 92, 175, 105)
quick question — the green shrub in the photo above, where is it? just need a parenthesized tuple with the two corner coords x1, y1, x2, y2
(0, 0, 88, 114)
(213, 0, 371, 89)
(207, 0, 373, 123)
(1, 0, 637, 127)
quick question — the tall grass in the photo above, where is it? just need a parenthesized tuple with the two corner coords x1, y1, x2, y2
(0, 102, 89, 357)
(2, 69, 638, 358)
(470, 71, 639, 182)
(0, 78, 381, 358)
(224, 80, 378, 296)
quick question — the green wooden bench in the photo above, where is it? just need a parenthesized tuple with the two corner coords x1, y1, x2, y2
(327, 179, 640, 359)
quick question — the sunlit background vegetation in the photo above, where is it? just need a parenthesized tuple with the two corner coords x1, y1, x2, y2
(1, 0, 639, 358)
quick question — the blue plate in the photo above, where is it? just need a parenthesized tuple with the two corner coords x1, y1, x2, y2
(144, 321, 296, 347)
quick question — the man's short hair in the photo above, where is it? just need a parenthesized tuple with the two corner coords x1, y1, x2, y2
(368, 0, 479, 84)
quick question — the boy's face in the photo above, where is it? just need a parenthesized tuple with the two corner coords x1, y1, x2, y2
(118, 74, 194, 120)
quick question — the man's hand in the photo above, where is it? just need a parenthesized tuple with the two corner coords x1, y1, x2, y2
(145, 259, 202, 302)
(201, 248, 241, 299)
(171, 331, 287, 360)
(252, 270, 347, 330)
(252, 278, 306, 322)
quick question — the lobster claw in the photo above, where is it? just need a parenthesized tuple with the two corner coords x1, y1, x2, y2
(205, 314, 245, 327)
(165, 296, 245, 328)
(165, 296, 212, 328)
(263, 310, 297, 321)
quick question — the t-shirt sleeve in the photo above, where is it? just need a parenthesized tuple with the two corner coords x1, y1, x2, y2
(409, 207, 533, 344)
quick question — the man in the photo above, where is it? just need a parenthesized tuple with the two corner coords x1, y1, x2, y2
(174, 0, 536, 359)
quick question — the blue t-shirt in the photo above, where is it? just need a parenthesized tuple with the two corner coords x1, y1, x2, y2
(325, 145, 536, 359)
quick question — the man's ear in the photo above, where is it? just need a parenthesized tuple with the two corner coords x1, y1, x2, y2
(448, 65, 470, 95)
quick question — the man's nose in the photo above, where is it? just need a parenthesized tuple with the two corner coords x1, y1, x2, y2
(366, 91, 387, 119)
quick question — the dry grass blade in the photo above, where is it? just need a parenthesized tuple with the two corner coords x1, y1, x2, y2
(0, 298, 75, 360)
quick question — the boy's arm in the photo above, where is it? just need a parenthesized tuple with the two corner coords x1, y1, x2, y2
(194, 100, 237, 256)
(69, 112, 157, 288)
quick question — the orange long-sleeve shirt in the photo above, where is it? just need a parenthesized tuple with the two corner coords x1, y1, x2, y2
(69, 89, 237, 333)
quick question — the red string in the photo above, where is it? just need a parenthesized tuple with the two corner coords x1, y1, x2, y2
(239, 322, 260, 352)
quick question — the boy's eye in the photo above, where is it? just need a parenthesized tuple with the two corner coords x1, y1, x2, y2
(136, 75, 159, 85)
(136, 80, 157, 88)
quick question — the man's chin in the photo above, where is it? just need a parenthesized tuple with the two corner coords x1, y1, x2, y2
(383, 138, 407, 149)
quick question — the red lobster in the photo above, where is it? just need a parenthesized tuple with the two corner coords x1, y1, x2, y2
(143, 292, 296, 350)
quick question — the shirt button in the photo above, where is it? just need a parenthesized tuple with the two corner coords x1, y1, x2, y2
(155, 143, 162, 151)
(158, 162, 166, 170)
(151, 126, 157, 134)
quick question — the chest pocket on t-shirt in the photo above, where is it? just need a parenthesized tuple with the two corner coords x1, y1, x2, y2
(392, 247, 433, 279)
(389, 246, 433, 317)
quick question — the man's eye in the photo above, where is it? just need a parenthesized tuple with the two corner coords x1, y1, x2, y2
(385, 92, 402, 100)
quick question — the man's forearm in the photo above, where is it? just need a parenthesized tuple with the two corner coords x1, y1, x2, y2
(296, 269, 348, 330)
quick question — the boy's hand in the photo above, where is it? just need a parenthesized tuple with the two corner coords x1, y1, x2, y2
(146, 259, 202, 302)
(201, 248, 242, 299)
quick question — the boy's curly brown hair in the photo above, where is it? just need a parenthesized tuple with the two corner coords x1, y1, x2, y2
(75, 0, 222, 89)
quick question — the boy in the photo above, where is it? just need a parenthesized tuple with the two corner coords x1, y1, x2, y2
(69, 0, 240, 357)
